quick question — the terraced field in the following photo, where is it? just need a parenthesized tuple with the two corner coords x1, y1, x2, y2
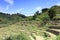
(0, 14, 60, 40)
(44, 14, 60, 40)
(0, 21, 45, 40)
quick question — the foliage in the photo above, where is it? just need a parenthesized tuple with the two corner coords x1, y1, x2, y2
(55, 35, 60, 40)
(42, 8, 48, 13)
(32, 11, 40, 20)
(5, 32, 31, 40)
(48, 9, 56, 20)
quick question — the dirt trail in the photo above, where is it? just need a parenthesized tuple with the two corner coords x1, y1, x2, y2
(20, 30, 44, 40)
(44, 31, 56, 37)
(50, 29, 60, 32)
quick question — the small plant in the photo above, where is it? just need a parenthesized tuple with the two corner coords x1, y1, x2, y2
(5, 33, 31, 40)
(5, 37, 12, 40)
(55, 35, 60, 40)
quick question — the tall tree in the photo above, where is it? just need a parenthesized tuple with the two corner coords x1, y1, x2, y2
(48, 9, 56, 20)
(32, 11, 40, 20)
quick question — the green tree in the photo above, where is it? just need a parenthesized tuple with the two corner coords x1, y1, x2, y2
(42, 8, 48, 13)
(32, 11, 40, 20)
(48, 9, 56, 20)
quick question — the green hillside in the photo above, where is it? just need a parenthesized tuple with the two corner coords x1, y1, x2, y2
(0, 5, 60, 40)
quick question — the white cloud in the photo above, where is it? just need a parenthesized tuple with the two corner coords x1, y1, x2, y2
(0, 7, 6, 13)
(5, 5, 10, 10)
(4, 0, 14, 5)
(56, 3, 60, 6)
(16, 8, 24, 13)
(0, 6, 10, 13)
(35, 6, 42, 12)
(3, 0, 14, 11)
(0, 7, 4, 11)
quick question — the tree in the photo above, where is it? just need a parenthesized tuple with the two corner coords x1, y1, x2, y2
(42, 8, 48, 13)
(16, 13, 26, 18)
(48, 9, 56, 20)
(35, 11, 40, 15)
(32, 14, 36, 20)
(32, 11, 40, 20)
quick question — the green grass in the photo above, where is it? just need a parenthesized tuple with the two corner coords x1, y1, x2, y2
(0, 21, 45, 40)
(4, 32, 31, 40)
(53, 14, 60, 19)
(0, 20, 57, 40)
(55, 34, 60, 40)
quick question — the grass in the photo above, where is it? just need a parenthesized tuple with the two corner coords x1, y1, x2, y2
(0, 21, 45, 40)
(4, 32, 31, 40)
(0, 20, 58, 40)
(31, 33, 36, 40)
(44, 34, 60, 40)
(55, 34, 60, 40)
(0, 18, 59, 40)
(53, 14, 60, 19)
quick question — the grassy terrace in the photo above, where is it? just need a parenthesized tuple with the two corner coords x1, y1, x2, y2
(53, 14, 60, 19)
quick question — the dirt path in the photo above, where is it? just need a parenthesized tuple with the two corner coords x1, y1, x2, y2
(44, 31, 56, 37)
(20, 30, 44, 40)
(50, 29, 60, 32)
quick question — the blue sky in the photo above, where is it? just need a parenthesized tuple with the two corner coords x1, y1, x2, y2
(0, 0, 60, 16)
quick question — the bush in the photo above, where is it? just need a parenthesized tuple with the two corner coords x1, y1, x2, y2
(5, 32, 31, 40)
(42, 8, 48, 13)
(48, 9, 56, 20)
(55, 35, 60, 40)
(32, 11, 40, 20)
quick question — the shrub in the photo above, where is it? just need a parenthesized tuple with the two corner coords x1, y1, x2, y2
(5, 32, 31, 40)
(55, 35, 60, 40)
(48, 9, 56, 20)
